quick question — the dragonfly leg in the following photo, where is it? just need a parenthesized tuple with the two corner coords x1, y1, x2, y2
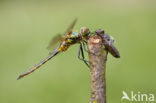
(82, 41, 88, 52)
(78, 43, 90, 68)
(82, 41, 98, 56)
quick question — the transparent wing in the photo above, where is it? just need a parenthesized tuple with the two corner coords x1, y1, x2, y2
(63, 18, 77, 36)
(47, 34, 64, 50)
(47, 18, 77, 52)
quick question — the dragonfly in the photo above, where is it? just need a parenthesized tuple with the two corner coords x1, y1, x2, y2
(95, 29, 120, 58)
(17, 19, 90, 80)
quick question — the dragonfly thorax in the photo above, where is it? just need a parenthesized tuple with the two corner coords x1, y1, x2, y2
(80, 27, 90, 38)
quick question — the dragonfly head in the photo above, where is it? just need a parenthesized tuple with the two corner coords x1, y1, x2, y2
(80, 27, 90, 38)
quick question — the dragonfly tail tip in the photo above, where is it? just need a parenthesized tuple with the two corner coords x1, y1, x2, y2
(17, 75, 23, 80)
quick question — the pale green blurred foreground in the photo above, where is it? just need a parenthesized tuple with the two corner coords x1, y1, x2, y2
(0, 0, 156, 103)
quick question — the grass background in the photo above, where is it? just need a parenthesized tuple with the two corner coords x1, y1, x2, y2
(0, 0, 156, 103)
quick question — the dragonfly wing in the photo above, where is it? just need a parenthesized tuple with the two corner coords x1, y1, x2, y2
(63, 18, 77, 36)
(47, 19, 77, 50)
(47, 34, 64, 50)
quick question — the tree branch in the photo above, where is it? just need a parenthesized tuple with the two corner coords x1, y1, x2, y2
(87, 35, 107, 103)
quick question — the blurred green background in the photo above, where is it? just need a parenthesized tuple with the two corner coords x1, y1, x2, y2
(0, 0, 156, 103)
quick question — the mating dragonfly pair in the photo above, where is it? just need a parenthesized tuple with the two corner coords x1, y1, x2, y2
(17, 19, 120, 80)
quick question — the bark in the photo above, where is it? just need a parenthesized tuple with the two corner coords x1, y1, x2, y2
(87, 35, 107, 103)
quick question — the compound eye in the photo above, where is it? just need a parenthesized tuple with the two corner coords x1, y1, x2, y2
(80, 27, 90, 36)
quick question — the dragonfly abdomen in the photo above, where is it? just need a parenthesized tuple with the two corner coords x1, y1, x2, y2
(17, 50, 59, 80)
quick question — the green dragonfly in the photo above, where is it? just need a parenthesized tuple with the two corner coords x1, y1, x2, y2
(17, 19, 90, 80)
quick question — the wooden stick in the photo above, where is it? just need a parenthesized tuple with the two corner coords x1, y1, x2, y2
(87, 35, 107, 103)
